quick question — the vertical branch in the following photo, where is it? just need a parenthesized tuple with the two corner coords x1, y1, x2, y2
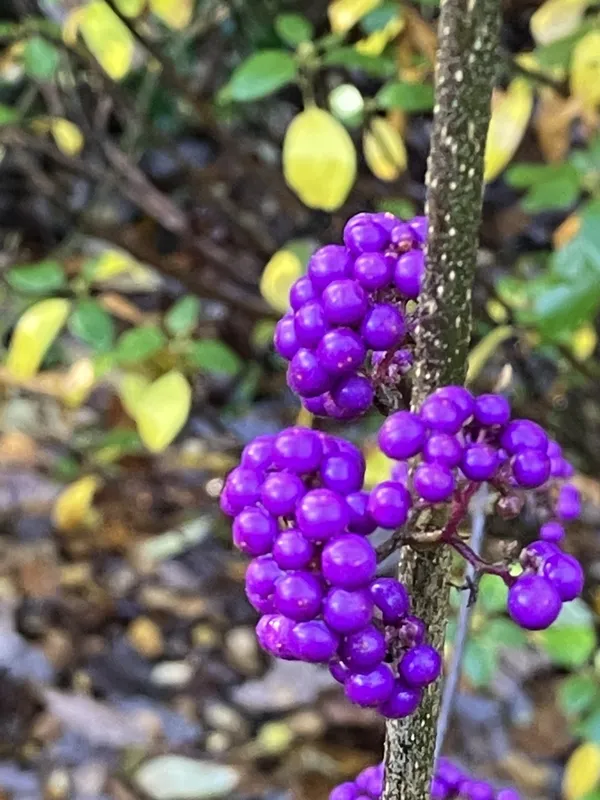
(382, 0, 501, 796)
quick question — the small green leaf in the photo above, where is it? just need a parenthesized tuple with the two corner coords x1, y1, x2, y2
(187, 339, 242, 376)
(522, 174, 580, 213)
(69, 300, 115, 352)
(115, 326, 167, 363)
(165, 296, 201, 337)
(463, 638, 497, 687)
(559, 675, 599, 717)
(484, 618, 528, 649)
(361, 3, 400, 33)
(221, 50, 298, 102)
(323, 47, 395, 78)
(23, 36, 60, 80)
(7, 260, 66, 294)
(540, 624, 597, 668)
(376, 81, 435, 112)
(275, 13, 314, 46)
(478, 574, 509, 614)
(0, 104, 19, 125)
(506, 162, 557, 188)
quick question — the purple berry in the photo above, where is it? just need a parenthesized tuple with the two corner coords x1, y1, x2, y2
(399, 644, 442, 687)
(420, 396, 462, 434)
(345, 663, 394, 707)
(431, 778, 450, 800)
(542, 552, 584, 601)
(256, 614, 296, 659)
(296, 488, 350, 541)
(233, 507, 277, 556)
(294, 301, 329, 348)
(341, 625, 386, 672)
(307, 245, 352, 292)
(247, 590, 275, 614)
(360, 304, 406, 350)
(224, 467, 262, 513)
(303, 394, 328, 415)
(520, 539, 559, 568)
(473, 393, 511, 427)
(556, 484, 581, 521)
(273, 529, 315, 570)
(324, 587, 374, 634)
(497, 790, 521, 800)
(433, 386, 474, 423)
(423, 433, 463, 468)
(512, 449, 551, 488)
(398, 615, 426, 646)
(240, 434, 274, 470)
(260, 471, 306, 516)
(409, 215, 428, 241)
(245, 555, 282, 597)
(367, 480, 411, 528)
(273, 427, 323, 473)
(393, 250, 424, 298)
(330, 785, 357, 800)
(288, 348, 332, 398)
(317, 328, 366, 375)
(413, 463, 455, 503)
(459, 781, 494, 800)
(539, 521, 565, 544)
(507, 574, 561, 630)
(322, 279, 368, 326)
(390, 221, 418, 250)
(356, 765, 384, 798)
(321, 534, 377, 588)
(501, 419, 548, 454)
(274, 571, 323, 621)
(344, 214, 389, 253)
(353, 252, 392, 290)
(436, 759, 464, 791)
(378, 680, 422, 718)
(331, 375, 374, 417)
(373, 211, 400, 233)
(321, 453, 365, 495)
(274, 314, 300, 360)
(461, 444, 500, 482)
(329, 659, 351, 684)
(289, 275, 317, 310)
(369, 578, 410, 623)
(346, 491, 377, 535)
(219, 489, 236, 517)
(289, 619, 338, 662)
(378, 411, 426, 459)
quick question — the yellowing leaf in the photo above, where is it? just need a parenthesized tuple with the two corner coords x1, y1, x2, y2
(149, 0, 192, 28)
(135, 370, 191, 453)
(467, 325, 514, 384)
(563, 742, 600, 800)
(80, 1, 135, 80)
(328, 0, 382, 34)
(53, 475, 100, 532)
(119, 372, 151, 418)
(115, 0, 146, 16)
(355, 15, 404, 56)
(51, 118, 84, 156)
(364, 445, 395, 488)
(530, 0, 588, 45)
(6, 298, 71, 380)
(571, 32, 600, 110)
(283, 107, 356, 211)
(62, 358, 96, 408)
(363, 116, 407, 181)
(260, 250, 303, 313)
(62, 8, 86, 46)
(92, 250, 139, 281)
(571, 324, 597, 361)
(484, 78, 534, 182)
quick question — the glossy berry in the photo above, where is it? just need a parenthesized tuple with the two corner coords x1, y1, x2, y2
(556, 484, 581, 521)
(294, 301, 329, 348)
(260, 471, 305, 516)
(274, 315, 299, 359)
(290, 620, 338, 662)
(324, 588, 374, 634)
(346, 491, 377, 535)
(274, 571, 323, 621)
(245, 555, 282, 597)
(224, 467, 262, 513)
(393, 250, 424, 298)
(340, 625, 387, 672)
(368, 480, 411, 528)
(501, 419, 548, 454)
(321, 534, 377, 588)
(360, 304, 405, 350)
(289, 275, 316, 310)
(352, 252, 392, 290)
(433, 385, 474, 423)
(423, 433, 463, 468)
(378, 411, 426, 459)
(288, 348, 331, 398)
(317, 328, 366, 375)
(379, 681, 422, 718)
(329, 784, 357, 800)
(410, 215, 428, 241)
(542, 552, 584, 601)
(272, 427, 323, 474)
(322, 279, 368, 326)
(240, 434, 274, 471)
(539, 521, 565, 544)
(399, 644, 442, 687)
(344, 663, 394, 707)
(331, 375, 374, 417)
(461, 444, 499, 482)
(413, 463, 455, 503)
(272, 529, 314, 570)
(512, 449, 551, 488)
(321, 453, 365, 495)
(473, 393, 511, 427)
(232, 507, 277, 556)
(507, 574, 561, 630)
(420, 396, 462, 434)
(329, 659, 350, 684)
(355, 765, 383, 798)
(343, 214, 388, 253)
(369, 578, 410, 624)
(307, 244, 351, 291)
(296, 488, 350, 541)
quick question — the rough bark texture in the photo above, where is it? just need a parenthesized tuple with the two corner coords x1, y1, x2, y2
(382, 0, 501, 796)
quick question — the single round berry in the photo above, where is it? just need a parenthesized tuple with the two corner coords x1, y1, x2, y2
(225, 467, 263, 513)
(420, 396, 462, 434)
(353, 252, 392, 290)
(341, 625, 386, 672)
(272, 427, 323, 474)
(307, 244, 352, 292)
(294, 301, 329, 348)
(556, 484, 581, 521)
(296, 488, 350, 541)
(501, 419, 548, 454)
(379, 681, 423, 719)
(232, 507, 277, 556)
(550, 456, 571, 478)
(344, 214, 389, 253)
(345, 663, 394, 707)
(256, 614, 296, 659)
(520, 539, 559, 568)
(274, 314, 299, 360)
(324, 588, 374, 634)
(289, 620, 338, 662)
(473, 393, 511, 427)
(260, 471, 306, 516)
(274, 571, 323, 621)
(330, 783, 358, 800)
(436, 759, 464, 791)
(433, 386, 474, 423)
(322, 279, 368, 326)
(317, 328, 366, 376)
(373, 211, 400, 233)
(369, 578, 410, 624)
(461, 443, 500, 482)
(272, 529, 315, 570)
(393, 250, 424, 298)
(368, 481, 411, 529)
(410, 215, 428, 241)
(459, 781, 494, 800)
(360, 304, 406, 350)
(336, 438, 365, 467)
(245, 555, 282, 597)
(399, 644, 442, 687)
(346, 491, 377, 535)
(321, 453, 365, 495)
(539, 521, 565, 544)
(331, 375, 374, 417)
(289, 275, 317, 310)
(240, 434, 274, 471)
(413, 463, 455, 503)
(321, 534, 377, 588)
(423, 433, 463, 468)
(329, 659, 351, 684)
(378, 411, 426, 459)
(288, 348, 332, 398)
(356, 765, 383, 798)
(512, 449, 551, 488)
(507, 574, 561, 630)
(542, 552, 584, 601)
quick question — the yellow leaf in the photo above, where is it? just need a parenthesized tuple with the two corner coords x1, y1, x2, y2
(62, 8, 86, 46)
(485, 299, 509, 324)
(364, 445, 395, 488)
(5, 298, 71, 380)
(467, 325, 514, 384)
(135, 370, 191, 453)
(283, 107, 356, 211)
(363, 116, 407, 181)
(484, 78, 534, 182)
(53, 475, 101, 532)
(119, 372, 151, 418)
(328, 0, 382, 34)
(355, 15, 405, 56)
(62, 358, 96, 408)
(530, 0, 588, 45)
(149, 0, 192, 28)
(92, 250, 138, 281)
(115, 0, 146, 16)
(563, 742, 600, 800)
(571, 324, 597, 361)
(260, 250, 303, 313)
(571, 31, 600, 110)
(80, 1, 135, 80)
(51, 118, 84, 156)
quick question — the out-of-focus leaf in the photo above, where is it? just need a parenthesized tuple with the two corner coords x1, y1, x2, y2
(0, 104, 19, 125)
(328, 0, 382, 34)
(114, 0, 146, 16)
(115, 326, 167, 363)
(361, 2, 399, 31)
(52, 475, 100, 532)
(539, 622, 596, 667)
(7, 260, 66, 294)
(355, 15, 404, 56)
(221, 51, 297, 102)
(69, 300, 115, 352)
(165, 296, 201, 337)
(521, 167, 580, 213)
(578, 709, 600, 745)
(563, 742, 600, 800)
(283, 107, 356, 210)
(478, 574, 510, 614)
(364, 445, 395, 487)
(6, 298, 71, 379)
(554, 213, 581, 248)
(260, 249, 303, 314)
(483, 618, 528, 648)
(119, 373, 151, 419)
(571, 324, 597, 361)
(135, 370, 191, 453)
(363, 116, 407, 181)
(571, 31, 600, 110)
(62, 358, 96, 409)
(149, 0, 192, 29)
(535, 87, 579, 163)
(23, 36, 59, 79)
(484, 78, 534, 182)
(530, 0, 589, 45)
(275, 13, 314, 46)
(533, 23, 593, 68)
(559, 675, 599, 717)
(322, 47, 395, 77)
(79, 1, 135, 80)
(51, 118, 84, 156)
(466, 325, 514, 383)
(376, 80, 434, 111)
(187, 340, 242, 376)
(463, 639, 497, 687)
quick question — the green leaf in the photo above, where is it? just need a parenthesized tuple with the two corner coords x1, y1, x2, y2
(69, 299, 115, 353)
(534, 23, 593, 69)
(376, 80, 435, 112)
(361, 3, 400, 33)
(540, 624, 597, 668)
(115, 326, 167, 363)
(7, 260, 66, 294)
(187, 339, 242, 376)
(0, 104, 19, 125)
(576, 706, 600, 744)
(559, 675, 599, 717)
(275, 13, 314, 46)
(221, 50, 297, 102)
(23, 36, 60, 80)
(463, 638, 497, 687)
(323, 47, 396, 78)
(506, 162, 558, 188)
(165, 296, 201, 337)
(478, 574, 509, 614)
(581, 792, 600, 800)
(484, 618, 528, 648)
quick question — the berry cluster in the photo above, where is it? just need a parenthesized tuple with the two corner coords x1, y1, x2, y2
(330, 760, 520, 800)
(274, 211, 425, 419)
(221, 426, 441, 716)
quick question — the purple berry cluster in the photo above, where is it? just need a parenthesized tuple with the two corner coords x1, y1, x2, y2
(274, 211, 426, 419)
(220, 426, 441, 716)
(330, 760, 520, 800)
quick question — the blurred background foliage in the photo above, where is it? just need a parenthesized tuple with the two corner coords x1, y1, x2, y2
(0, 0, 599, 799)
